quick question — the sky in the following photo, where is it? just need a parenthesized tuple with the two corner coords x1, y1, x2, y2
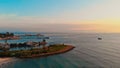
(0, 0, 120, 33)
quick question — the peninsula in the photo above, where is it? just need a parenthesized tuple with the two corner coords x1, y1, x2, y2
(0, 32, 75, 58)
(0, 44, 75, 58)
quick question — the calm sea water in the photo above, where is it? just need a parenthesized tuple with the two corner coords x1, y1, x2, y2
(2, 33, 120, 68)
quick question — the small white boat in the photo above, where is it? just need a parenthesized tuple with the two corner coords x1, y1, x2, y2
(98, 37, 102, 40)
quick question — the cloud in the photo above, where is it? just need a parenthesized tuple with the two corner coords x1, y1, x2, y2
(56, 0, 120, 22)
(0, 14, 16, 18)
(0, 15, 78, 32)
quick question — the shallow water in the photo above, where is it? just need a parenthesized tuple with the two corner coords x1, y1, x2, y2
(3, 33, 120, 68)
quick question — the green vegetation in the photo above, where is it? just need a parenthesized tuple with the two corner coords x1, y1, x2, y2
(0, 44, 66, 58)
(48, 44, 66, 52)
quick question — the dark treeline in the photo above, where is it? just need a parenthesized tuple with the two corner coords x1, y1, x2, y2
(0, 32, 14, 38)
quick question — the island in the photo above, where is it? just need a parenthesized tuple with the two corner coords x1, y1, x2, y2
(0, 32, 75, 58)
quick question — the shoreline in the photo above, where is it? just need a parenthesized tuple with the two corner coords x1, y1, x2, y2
(0, 58, 14, 66)
(20, 45, 75, 58)
(0, 45, 75, 67)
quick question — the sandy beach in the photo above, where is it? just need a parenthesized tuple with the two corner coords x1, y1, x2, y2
(0, 58, 14, 67)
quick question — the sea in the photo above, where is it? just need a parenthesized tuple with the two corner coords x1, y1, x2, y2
(1, 32, 120, 68)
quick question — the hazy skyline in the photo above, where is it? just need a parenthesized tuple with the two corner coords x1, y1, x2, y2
(0, 0, 120, 33)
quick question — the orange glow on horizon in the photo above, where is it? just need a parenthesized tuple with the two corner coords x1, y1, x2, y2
(71, 19, 120, 33)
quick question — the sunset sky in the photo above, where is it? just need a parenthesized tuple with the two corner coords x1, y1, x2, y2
(0, 0, 120, 33)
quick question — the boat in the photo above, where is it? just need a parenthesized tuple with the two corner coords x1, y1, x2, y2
(98, 37, 102, 40)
